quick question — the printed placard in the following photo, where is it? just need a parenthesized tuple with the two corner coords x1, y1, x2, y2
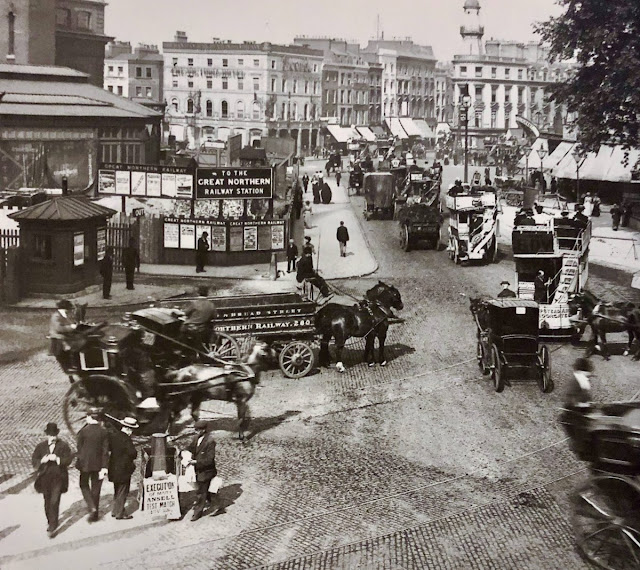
(176, 174, 194, 199)
(257, 225, 271, 250)
(115, 171, 131, 195)
(131, 172, 146, 196)
(96, 228, 106, 261)
(98, 170, 115, 194)
(142, 475, 181, 519)
(271, 224, 285, 250)
(163, 223, 180, 248)
(196, 167, 273, 199)
(180, 224, 196, 250)
(243, 225, 257, 251)
(229, 226, 243, 252)
(147, 172, 161, 197)
(73, 232, 84, 266)
(161, 173, 177, 198)
(211, 225, 227, 251)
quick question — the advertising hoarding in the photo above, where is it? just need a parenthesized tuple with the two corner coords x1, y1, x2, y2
(196, 168, 273, 199)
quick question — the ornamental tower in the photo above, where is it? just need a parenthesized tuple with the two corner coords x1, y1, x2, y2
(460, 0, 484, 56)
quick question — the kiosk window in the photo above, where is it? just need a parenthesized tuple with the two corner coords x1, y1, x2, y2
(34, 235, 52, 260)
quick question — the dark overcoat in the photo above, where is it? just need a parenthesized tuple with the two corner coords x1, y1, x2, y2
(32, 439, 73, 493)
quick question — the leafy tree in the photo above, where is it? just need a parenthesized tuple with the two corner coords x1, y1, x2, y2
(536, 0, 640, 152)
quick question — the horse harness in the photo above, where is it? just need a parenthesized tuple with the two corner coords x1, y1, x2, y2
(361, 299, 394, 338)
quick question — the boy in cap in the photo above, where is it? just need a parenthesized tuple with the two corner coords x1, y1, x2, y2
(497, 280, 517, 298)
(108, 417, 138, 519)
(32, 422, 73, 537)
(76, 408, 109, 522)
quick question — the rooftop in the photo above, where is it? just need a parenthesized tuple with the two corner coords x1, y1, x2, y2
(8, 196, 116, 222)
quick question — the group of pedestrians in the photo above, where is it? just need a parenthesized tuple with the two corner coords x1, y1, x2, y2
(32, 410, 138, 538)
(98, 238, 140, 299)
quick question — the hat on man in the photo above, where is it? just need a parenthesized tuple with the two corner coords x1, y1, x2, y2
(500, 280, 510, 286)
(56, 299, 74, 310)
(45, 422, 60, 436)
(87, 407, 101, 418)
(120, 417, 139, 429)
(194, 420, 209, 431)
(304, 236, 311, 242)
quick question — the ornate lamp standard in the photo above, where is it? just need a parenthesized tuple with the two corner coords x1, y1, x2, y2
(538, 148, 548, 192)
(521, 145, 531, 186)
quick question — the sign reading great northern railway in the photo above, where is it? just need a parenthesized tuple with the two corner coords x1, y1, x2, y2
(196, 167, 273, 199)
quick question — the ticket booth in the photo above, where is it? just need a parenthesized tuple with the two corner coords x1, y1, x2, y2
(9, 196, 116, 295)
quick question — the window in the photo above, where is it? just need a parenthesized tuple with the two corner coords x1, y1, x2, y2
(238, 59, 243, 66)
(491, 86, 497, 103)
(253, 77, 259, 91)
(8, 11, 15, 56)
(281, 102, 286, 119)
(271, 60, 276, 69)
(222, 58, 228, 67)
(238, 78, 244, 90)
(237, 100, 244, 118)
(252, 101, 260, 119)
(326, 90, 330, 104)
(292, 80, 297, 94)
(460, 66, 467, 76)
(281, 79, 286, 92)
(107, 85, 113, 92)
(292, 103, 297, 120)
(304, 103, 308, 120)
(136, 67, 142, 78)
(56, 8, 71, 26)
(171, 98, 179, 112)
(188, 80, 194, 88)
(518, 69, 523, 80)
(304, 81, 309, 94)
(505, 89, 510, 103)
(136, 86, 142, 97)
(207, 79, 212, 89)
(117, 86, 123, 95)
(475, 66, 483, 78)
(207, 58, 213, 67)
(475, 85, 483, 99)
(187, 99, 194, 113)
(34, 235, 52, 261)
(314, 81, 318, 94)
(491, 67, 497, 78)
(77, 11, 91, 29)
(221, 100, 228, 118)
(340, 90, 344, 104)
(173, 57, 178, 66)
(222, 77, 228, 90)
(491, 110, 497, 128)
(505, 68, 511, 79)
(146, 87, 152, 98)
(108, 65, 114, 73)
(313, 64, 318, 72)
(253, 59, 259, 67)
(271, 78, 276, 91)
(188, 58, 194, 67)
(172, 80, 178, 88)
(146, 67, 152, 78)
(475, 111, 481, 128)
(206, 100, 212, 117)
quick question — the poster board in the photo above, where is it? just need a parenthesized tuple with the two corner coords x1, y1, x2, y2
(98, 163, 194, 199)
(243, 226, 258, 251)
(211, 225, 227, 251)
(164, 223, 180, 249)
(96, 227, 106, 261)
(73, 232, 85, 266)
(196, 167, 273, 199)
(142, 475, 181, 519)
(180, 224, 196, 250)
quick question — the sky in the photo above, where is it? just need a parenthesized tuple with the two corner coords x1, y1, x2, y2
(104, 0, 563, 60)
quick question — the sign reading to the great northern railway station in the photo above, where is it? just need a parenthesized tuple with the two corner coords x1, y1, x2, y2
(196, 167, 273, 199)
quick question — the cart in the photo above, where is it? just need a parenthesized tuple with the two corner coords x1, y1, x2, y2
(560, 402, 640, 569)
(472, 299, 553, 393)
(363, 172, 395, 220)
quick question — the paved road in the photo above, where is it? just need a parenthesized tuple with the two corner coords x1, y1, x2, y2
(2, 170, 640, 568)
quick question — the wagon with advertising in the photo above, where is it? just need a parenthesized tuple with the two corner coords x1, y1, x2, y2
(471, 298, 553, 393)
(363, 172, 395, 220)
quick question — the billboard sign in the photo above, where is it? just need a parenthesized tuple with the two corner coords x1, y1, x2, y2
(195, 168, 273, 199)
(98, 163, 194, 199)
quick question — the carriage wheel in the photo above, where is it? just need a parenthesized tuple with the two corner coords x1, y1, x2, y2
(572, 475, 640, 570)
(477, 341, 489, 375)
(279, 341, 315, 379)
(538, 345, 554, 393)
(63, 375, 135, 437)
(400, 225, 411, 252)
(454, 241, 461, 265)
(203, 332, 241, 364)
(491, 344, 505, 392)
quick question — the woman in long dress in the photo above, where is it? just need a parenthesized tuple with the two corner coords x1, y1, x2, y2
(582, 192, 593, 216)
(302, 200, 313, 229)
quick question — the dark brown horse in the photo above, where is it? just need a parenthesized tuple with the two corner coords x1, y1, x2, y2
(164, 342, 271, 440)
(568, 291, 640, 360)
(316, 281, 403, 372)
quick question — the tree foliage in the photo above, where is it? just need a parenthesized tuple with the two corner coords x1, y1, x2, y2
(535, 0, 640, 152)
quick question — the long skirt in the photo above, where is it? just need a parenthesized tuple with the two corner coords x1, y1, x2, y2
(303, 211, 312, 229)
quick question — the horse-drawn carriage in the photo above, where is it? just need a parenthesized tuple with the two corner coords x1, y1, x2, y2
(363, 172, 395, 220)
(560, 402, 640, 569)
(348, 164, 364, 195)
(471, 299, 553, 393)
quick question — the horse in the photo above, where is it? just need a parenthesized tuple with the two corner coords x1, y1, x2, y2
(316, 281, 403, 372)
(164, 341, 272, 441)
(568, 290, 640, 360)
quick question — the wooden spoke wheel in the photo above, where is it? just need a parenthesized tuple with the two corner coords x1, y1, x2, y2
(64, 375, 135, 437)
(400, 225, 411, 252)
(538, 345, 554, 393)
(572, 475, 640, 570)
(491, 344, 505, 392)
(477, 341, 489, 375)
(279, 341, 315, 378)
(202, 332, 241, 364)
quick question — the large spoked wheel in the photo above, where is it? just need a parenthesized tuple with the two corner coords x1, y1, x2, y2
(279, 341, 315, 378)
(64, 375, 135, 436)
(491, 344, 505, 392)
(203, 332, 241, 364)
(400, 224, 411, 252)
(538, 345, 554, 393)
(572, 475, 640, 570)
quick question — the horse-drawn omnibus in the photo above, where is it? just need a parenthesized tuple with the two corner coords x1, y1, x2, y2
(512, 213, 591, 339)
(445, 188, 499, 264)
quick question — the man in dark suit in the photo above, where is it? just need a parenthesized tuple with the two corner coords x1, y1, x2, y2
(108, 417, 138, 520)
(196, 231, 209, 273)
(187, 420, 222, 521)
(32, 422, 73, 537)
(497, 280, 517, 298)
(76, 408, 110, 521)
(122, 237, 140, 290)
(182, 286, 216, 348)
(99, 246, 114, 299)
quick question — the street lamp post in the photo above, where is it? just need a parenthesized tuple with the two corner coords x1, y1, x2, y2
(459, 86, 471, 183)
(538, 148, 547, 193)
(521, 146, 531, 186)
(572, 149, 582, 203)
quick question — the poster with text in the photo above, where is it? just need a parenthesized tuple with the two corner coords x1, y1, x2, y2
(211, 225, 226, 251)
(142, 475, 181, 519)
(115, 171, 131, 195)
(96, 228, 106, 261)
(147, 172, 161, 197)
(243, 225, 257, 251)
(175, 174, 194, 199)
(73, 233, 85, 266)
(163, 223, 180, 249)
(257, 225, 271, 250)
(161, 173, 177, 198)
(271, 224, 285, 250)
(131, 171, 146, 196)
(180, 224, 196, 250)
(229, 226, 243, 252)
(98, 170, 115, 194)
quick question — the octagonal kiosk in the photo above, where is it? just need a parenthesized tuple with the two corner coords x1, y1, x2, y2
(9, 196, 116, 296)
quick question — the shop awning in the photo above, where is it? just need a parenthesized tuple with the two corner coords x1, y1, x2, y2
(399, 118, 422, 137)
(356, 126, 376, 141)
(326, 124, 353, 143)
(604, 147, 640, 182)
(385, 118, 409, 139)
(414, 119, 436, 139)
(553, 144, 580, 179)
(371, 125, 387, 138)
(517, 137, 551, 171)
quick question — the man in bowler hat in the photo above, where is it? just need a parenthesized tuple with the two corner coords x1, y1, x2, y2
(99, 246, 114, 299)
(76, 408, 109, 521)
(196, 231, 209, 273)
(187, 420, 222, 521)
(32, 422, 73, 537)
(108, 417, 138, 519)
(497, 280, 517, 298)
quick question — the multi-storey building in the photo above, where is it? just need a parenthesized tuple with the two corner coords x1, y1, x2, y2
(435, 62, 453, 124)
(452, 0, 573, 147)
(104, 41, 164, 112)
(163, 33, 323, 153)
(0, 0, 110, 86)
